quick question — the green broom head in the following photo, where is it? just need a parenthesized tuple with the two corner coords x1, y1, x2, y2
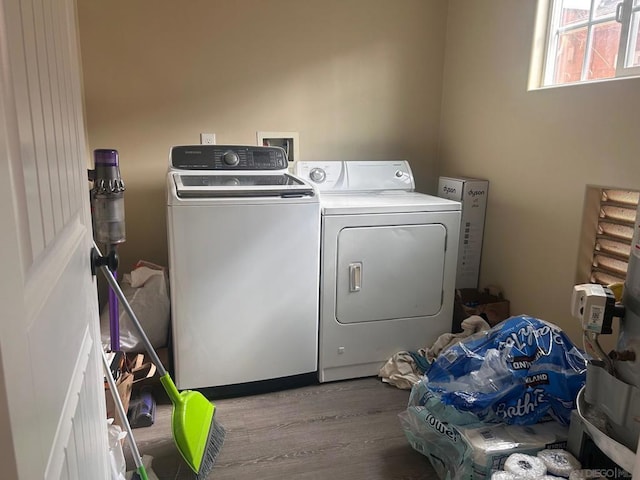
(160, 375, 226, 476)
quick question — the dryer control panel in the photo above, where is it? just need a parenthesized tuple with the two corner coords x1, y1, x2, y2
(295, 160, 414, 192)
(170, 145, 288, 170)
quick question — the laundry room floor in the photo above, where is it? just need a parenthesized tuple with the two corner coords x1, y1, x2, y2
(125, 377, 438, 479)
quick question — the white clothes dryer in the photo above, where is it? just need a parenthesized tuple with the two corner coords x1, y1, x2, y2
(295, 161, 461, 383)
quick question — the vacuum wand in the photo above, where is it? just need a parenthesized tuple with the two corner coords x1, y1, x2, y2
(94, 242, 167, 377)
(89, 149, 126, 352)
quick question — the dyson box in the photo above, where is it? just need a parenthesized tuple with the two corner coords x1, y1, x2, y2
(438, 176, 489, 289)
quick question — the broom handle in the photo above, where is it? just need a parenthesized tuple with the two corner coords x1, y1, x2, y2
(101, 348, 148, 479)
(95, 246, 168, 378)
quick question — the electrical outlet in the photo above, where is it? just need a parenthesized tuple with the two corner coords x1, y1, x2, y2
(200, 133, 216, 145)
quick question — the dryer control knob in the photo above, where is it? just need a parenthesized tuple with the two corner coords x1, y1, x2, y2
(309, 168, 326, 183)
(221, 151, 240, 166)
(395, 170, 404, 178)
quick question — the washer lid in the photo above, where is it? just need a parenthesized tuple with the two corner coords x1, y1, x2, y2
(320, 191, 461, 215)
(173, 172, 316, 198)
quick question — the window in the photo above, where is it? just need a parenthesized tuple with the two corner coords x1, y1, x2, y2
(588, 188, 639, 285)
(534, 0, 640, 87)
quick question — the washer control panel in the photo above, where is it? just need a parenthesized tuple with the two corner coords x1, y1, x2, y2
(294, 161, 414, 192)
(170, 145, 288, 170)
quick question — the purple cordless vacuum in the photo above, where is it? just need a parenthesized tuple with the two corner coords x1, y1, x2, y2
(89, 149, 126, 352)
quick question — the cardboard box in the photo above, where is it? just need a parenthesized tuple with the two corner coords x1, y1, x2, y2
(438, 177, 489, 289)
(453, 287, 510, 332)
(104, 353, 156, 427)
(105, 372, 133, 428)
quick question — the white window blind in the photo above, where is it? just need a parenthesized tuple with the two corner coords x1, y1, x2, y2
(590, 188, 640, 285)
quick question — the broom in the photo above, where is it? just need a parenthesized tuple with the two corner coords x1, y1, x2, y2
(94, 245, 225, 478)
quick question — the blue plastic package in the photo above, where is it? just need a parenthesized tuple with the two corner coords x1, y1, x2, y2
(425, 315, 588, 425)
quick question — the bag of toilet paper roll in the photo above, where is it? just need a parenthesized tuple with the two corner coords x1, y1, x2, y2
(400, 380, 569, 480)
(424, 315, 588, 425)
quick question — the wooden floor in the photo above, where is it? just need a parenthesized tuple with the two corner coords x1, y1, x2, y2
(125, 377, 438, 480)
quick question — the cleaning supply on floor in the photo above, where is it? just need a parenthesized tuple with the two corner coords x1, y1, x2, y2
(128, 386, 156, 428)
(94, 244, 225, 479)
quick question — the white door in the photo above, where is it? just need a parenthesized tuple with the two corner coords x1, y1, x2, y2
(0, 0, 109, 479)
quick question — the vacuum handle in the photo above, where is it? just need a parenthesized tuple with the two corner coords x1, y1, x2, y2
(92, 243, 168, 378)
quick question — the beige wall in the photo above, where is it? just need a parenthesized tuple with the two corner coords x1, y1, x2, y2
(439, 1, 640, 342)
(79, 0, 640, 344)
(77, 0, 448, 274)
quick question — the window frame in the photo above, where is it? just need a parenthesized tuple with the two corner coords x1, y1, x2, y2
(538, 0, 640, 87)
(615, 0, 640, 76)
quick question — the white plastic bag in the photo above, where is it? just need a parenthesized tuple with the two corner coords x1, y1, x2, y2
(107, 419, 127, 480)
(101, 262, 170, 352)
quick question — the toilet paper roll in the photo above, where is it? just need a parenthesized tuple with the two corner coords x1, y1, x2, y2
(536, 449, 581, 477)
(504, 453, 547, 478)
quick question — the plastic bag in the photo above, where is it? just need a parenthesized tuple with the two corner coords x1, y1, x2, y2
(400, 378, 484, 479)
(100, 262, 170, 352)
(425, 315, 588, 425)
(107, 419, 127, 480)
(400, 391, 569, 480)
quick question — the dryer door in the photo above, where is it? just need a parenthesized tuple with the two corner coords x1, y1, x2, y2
(335, 224, 446, 323)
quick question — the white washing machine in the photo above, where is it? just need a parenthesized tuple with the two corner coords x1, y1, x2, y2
(167, 145, 320, 390)
(295, 161, 461, 383)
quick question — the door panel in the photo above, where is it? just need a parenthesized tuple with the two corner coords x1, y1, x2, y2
(0, 0, 108, 478)
(169, 202, 320, 389)
(319, 211, 461, 382)
(336, 224, 446, 323)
